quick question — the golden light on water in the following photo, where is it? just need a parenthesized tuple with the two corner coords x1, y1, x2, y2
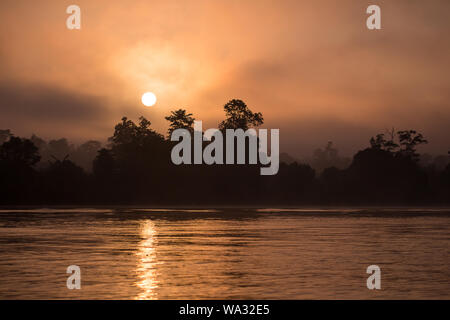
(135, 220, 159, 300)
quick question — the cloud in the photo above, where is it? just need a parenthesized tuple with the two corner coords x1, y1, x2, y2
(0, 82, 111, 140)
(0, 0, 449, 154)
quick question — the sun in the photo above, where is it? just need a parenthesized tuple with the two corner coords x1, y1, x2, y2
(141, 92, 157, 107)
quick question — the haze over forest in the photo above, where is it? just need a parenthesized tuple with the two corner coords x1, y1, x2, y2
(1, 0, 449, 160)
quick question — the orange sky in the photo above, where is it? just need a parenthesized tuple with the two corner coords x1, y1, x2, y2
(1, 0, 449, 157)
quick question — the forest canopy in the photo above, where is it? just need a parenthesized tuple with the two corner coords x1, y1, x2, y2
(0, 99, 449, 205)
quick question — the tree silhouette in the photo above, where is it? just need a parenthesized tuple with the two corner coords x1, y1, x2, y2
(111, 117, 164, 147)
(0, 137, 40, 204)
(72, 140, 102, 172)
(0, 129, 12, 145)
(219, 99, 263, 130)
(93, 148, 115, 180)
(30, 134, 47, 150)
(397, 130, 428, 160)
(43, 157, 87, 203)
(370, 134, 399, 152)
(312, 141, 350, 172)
(165, 109, 195, 136)
(48, 138, 73, 161)
(0, 103, 449, 205)
(98, 116, 171, 202)
(370, 129, 427, 161)
(0, 136, 40, 166)
(109, 116, 166, 169)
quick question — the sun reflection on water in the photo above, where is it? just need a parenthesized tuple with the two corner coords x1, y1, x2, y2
(135, 219, 160, 300)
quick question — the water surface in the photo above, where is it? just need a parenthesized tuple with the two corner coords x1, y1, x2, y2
(0, 208, 449, 299)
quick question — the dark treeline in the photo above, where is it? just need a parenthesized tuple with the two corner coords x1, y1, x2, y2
(0, 99, 449, 206)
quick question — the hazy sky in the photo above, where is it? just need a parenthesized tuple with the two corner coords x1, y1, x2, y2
(1, 0, 449, 157)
